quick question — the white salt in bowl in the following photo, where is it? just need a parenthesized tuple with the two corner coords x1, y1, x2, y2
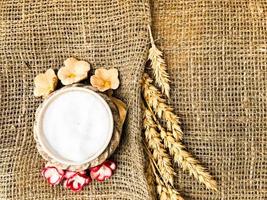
(35, 86, 114, 166)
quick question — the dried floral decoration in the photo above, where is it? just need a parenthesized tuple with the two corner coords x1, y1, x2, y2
(63, 171, 91, 192)
(42, 166, 64, 186)
(34, 68, 58, 97)
(90, 160, 116, 182)
(142, 26, 217, 200)
(58, 57, 90, 85)
(42, 161, 116, 192)
(34, 58, 123, 192)
(90, 68, 120, 92)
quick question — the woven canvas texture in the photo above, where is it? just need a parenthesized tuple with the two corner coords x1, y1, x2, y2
(151, 0, 266, 199)
(1, 0, 267, 200)
(0, 0, 151, 199)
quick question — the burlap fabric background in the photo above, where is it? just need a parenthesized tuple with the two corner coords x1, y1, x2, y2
(1, 0, 267, 200)
(151, 0, 267, 199)
(0, 0, 151, 199)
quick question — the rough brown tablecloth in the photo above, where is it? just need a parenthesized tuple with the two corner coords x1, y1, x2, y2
(1, 0, 267, 199)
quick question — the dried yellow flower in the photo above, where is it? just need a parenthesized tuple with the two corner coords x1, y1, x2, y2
(58, 57, 90, 85)
(34, 68, 58, 97)
(90, 68, 120, 92)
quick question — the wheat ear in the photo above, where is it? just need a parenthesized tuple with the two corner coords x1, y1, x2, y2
(144, 143, 184, 200)
(145, 107, 217, 191)
(147, 26, 170, 98)
(142, 73, 183, 141)
(155, 169, 184, 200)
(155, 175, 184, 200)
(143, 109, 175, 186)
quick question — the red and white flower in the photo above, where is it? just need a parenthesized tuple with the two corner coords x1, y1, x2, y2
(41, 160, 117, 191)
(89, 160, 116, 182)
(63, 170, 91, 192)
(42, 166, 64, 186)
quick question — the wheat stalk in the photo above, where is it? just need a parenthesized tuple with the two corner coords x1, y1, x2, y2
(148, 25, 170, 98)
(145, 159, 157, 199)
(142, 73, 183, 141)
(144, 143, 184, 200)
(145, 107, 217, 191)
(143, 110, 175, 186)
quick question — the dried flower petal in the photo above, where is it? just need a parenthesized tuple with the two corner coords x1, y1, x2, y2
(63, 171, 91, 192)
(90, 68, 119, 92)
(89, 160, 116, 182)
(34, 69, 58, 97)
(42, 166, 64, 186)
(58, 57, 90, 85)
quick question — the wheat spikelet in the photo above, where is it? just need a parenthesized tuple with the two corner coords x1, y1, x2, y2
(143, 109, 175, 186)
(148, 26, 170, 98)
(145, 108, 217, 191)
(142, 73, 183, 141)
(145, 150, 184, 200)
(157, 180, 184, 200)
(155, 174, 184, 200)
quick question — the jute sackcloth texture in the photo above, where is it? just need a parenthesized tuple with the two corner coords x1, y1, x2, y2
(0, 1, 151, 199)
(151, 0, 267, 199)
